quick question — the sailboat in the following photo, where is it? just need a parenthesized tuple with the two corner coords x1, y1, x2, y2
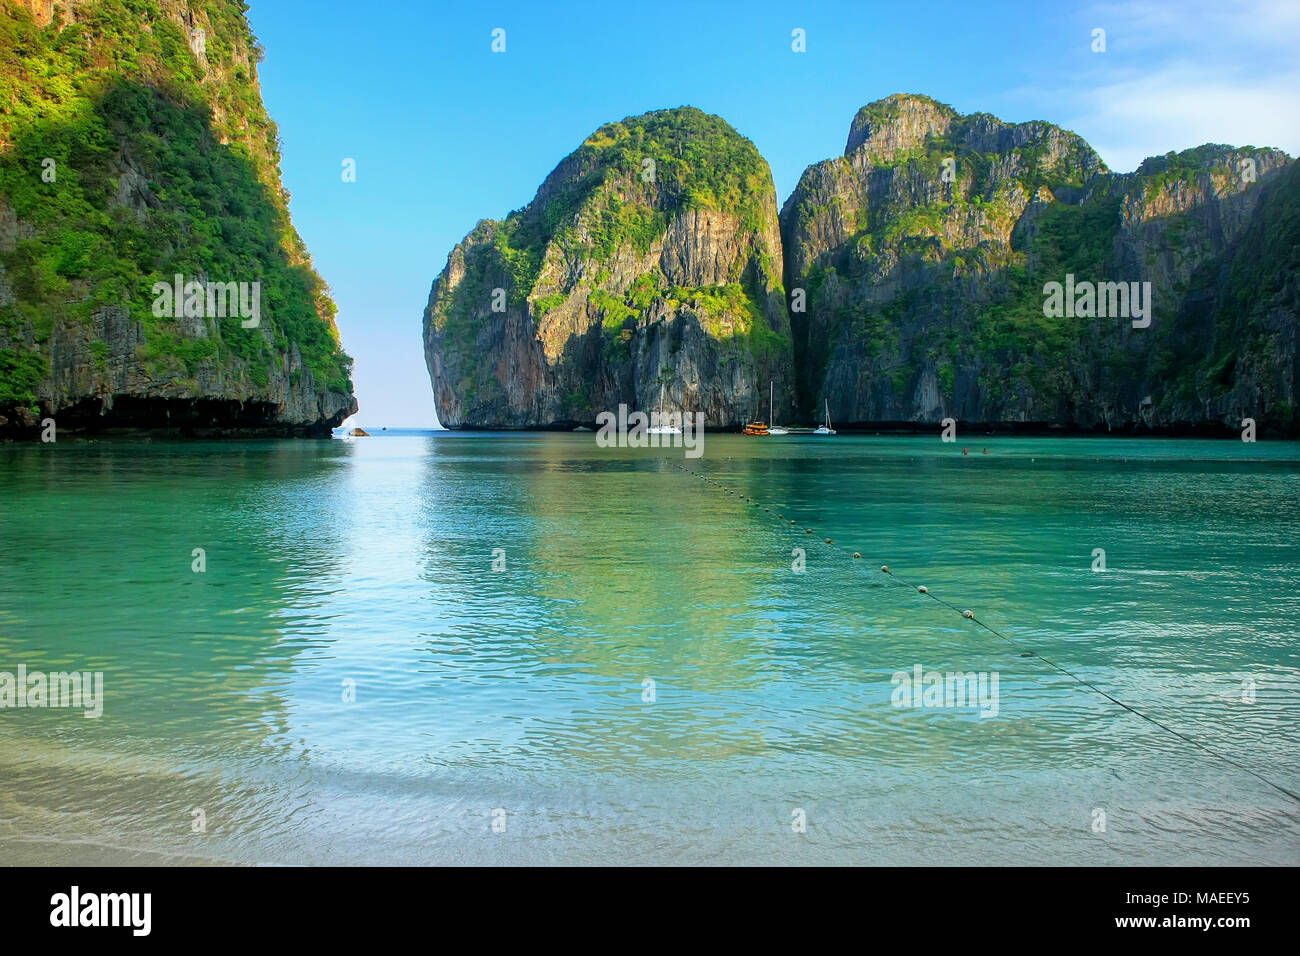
(767, 381, 789, 435)
(647, 383, 681, 435)
(814, 399, 836, 435)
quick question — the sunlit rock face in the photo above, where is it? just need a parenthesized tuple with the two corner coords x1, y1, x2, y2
(423, 107, 794, 429)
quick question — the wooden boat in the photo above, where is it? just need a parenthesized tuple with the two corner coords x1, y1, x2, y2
(742, 421, 769, 436)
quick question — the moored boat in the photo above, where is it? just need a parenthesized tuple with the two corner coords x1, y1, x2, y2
(767, 381, 789, 435)
(814, 399, 836, 436)
(647, 383, 682, 435)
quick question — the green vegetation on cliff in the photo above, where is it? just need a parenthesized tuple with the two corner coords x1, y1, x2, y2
(1177, 158, 1299, 427)
(426, 106, 792, 427)
(424, 92, 1294, 431)
(0, 0, 353, 415)
(434, 107, 774, 319)
(783, 94, 1294, 430)
(971, 194, 1128, 401)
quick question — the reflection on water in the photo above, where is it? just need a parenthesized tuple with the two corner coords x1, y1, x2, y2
(0, 434, 1297, 864)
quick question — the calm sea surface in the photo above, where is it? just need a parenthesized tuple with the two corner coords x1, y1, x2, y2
(1, 432, 1297, 864)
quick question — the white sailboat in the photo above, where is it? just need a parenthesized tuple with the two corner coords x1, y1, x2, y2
(767, 381, 789, 435)
(647, 383, 681, 435)
(814, 399, 836, 435)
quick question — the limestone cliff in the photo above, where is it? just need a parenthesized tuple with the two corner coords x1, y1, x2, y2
(0, 0, 356, 436)
(780, 93, 1295, 433)
(423, 108, 793, 428)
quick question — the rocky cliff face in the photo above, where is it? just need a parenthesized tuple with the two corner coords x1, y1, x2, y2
(0, 0, 356, 436)
(423, 108, 793, 428)
(427, 94, 1294, 434)
(781, 93, 1295, 433)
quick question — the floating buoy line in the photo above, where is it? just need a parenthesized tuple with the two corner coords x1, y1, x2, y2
(667, 461, 1300, 806)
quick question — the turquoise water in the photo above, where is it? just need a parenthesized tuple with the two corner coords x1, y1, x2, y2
(0, 433, 1297, 864)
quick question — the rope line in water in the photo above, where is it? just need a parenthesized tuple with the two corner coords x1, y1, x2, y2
(667, 461, 1300, 806)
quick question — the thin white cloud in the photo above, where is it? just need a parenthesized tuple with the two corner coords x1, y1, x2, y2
(1086, 0, 1300, 57)
(1075, 66, 1300, 171)
(1016, 0, 1300, 171)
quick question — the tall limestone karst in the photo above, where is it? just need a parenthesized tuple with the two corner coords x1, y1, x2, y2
(0, 0, 356, 436)
(780, 93, 1294, 433)
(423, 107, 794, 429)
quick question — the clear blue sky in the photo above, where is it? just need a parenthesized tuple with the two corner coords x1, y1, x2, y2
(245, 0, 1300, 427)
